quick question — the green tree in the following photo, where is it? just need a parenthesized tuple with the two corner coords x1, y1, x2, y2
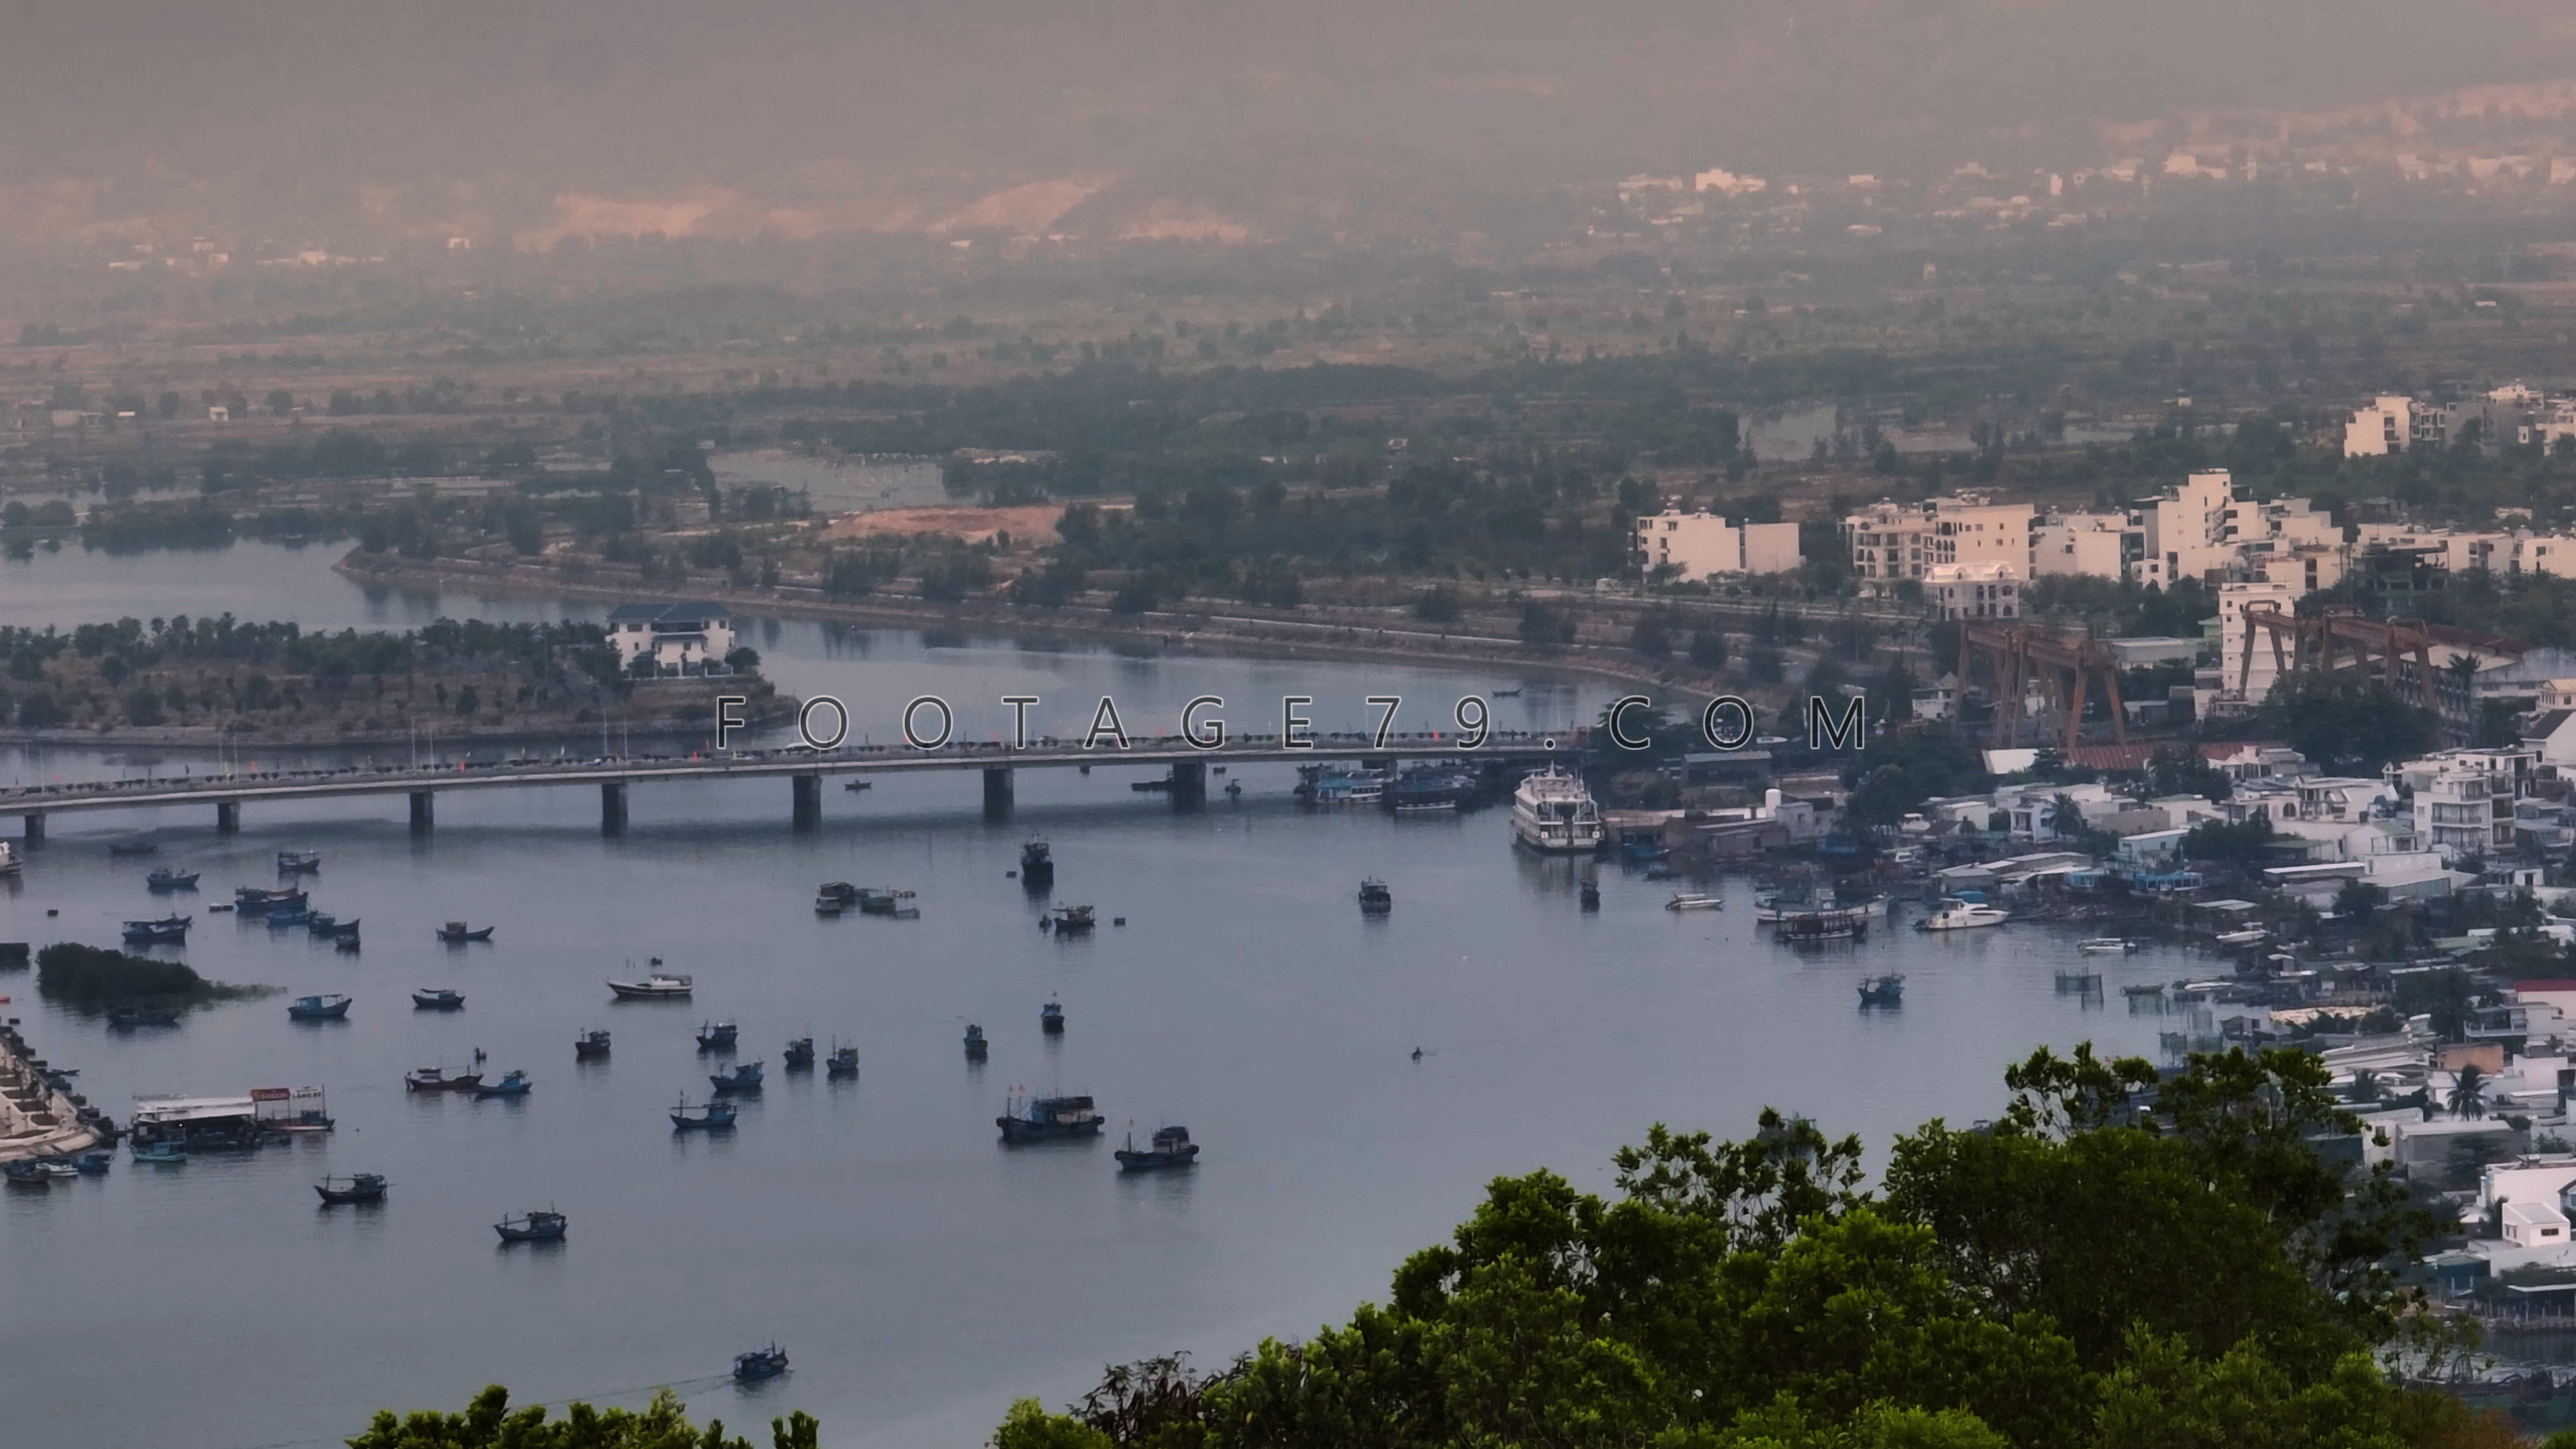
(2449, 1063, 2488, 1120)
(348, 1386, 817, 1449)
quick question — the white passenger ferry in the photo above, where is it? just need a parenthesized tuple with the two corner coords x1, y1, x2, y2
(1509, 767, 1604, 853)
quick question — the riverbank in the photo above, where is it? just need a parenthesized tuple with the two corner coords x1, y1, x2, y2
(0, 692, 798, 753)
(0, 1022, 105, 1165)
(335, 550, 1778, 710)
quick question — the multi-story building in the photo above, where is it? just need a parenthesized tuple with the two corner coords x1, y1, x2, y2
(2030, 512, 2135, 579)
(1633, 508, 1803, 581)
(2344, 396, 2416, 457)
(2212, 578, 2299, 708)
(2411, 764, 2519, 861)
(1842, 492, 2034, 595)
(1923, 561, 2021, 621)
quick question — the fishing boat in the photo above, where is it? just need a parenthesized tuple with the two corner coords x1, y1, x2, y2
(105, 1006, 182, 1028)
(1509, 767, 1605, 852)
(130, 1141, 186, 1165)
(334, 934, 363, 953)
(813, 894, 846, 917)
(2121, 983, 2168, 998)
(234, 887, 306, 914)
(709, 1061, 765, 1093)
(145, 868, 199, 890)
(2213, 928, 2271, 948)
(315, 1173, 388, 1205)
(963, 1023, 988, 1059)
(825, 1041, 859, 1077)
(1776, 908, 1870, 943)
(606, 971, 693, 1000)
(854, 888, 918, 918)
(276, 849, 322, 873)
(1915, 899, 2010, 932)
(121, 915, 191, 944)
(411, 987, 466, 1011)
(671, 1097, 737, 1131)
(997, 1092, 1106, 1142)
(3, 1160, 48, 1188)
(1579, 879, 1601, 910)
(1665, 893, 1725, 912)
(1040, 1000, 1065, 1035)
(1020, 839, 1054, 883)
(1044, 904, 1096, 934)
(75, 1152, 110, 1175)
(782, 1036, 815, 1070)
(494, 1209, 568, 1244)
(574, 1028, 612, 1059)
(733, 1344, 790, 1381)
(474, 1069, 533, 1099)
(817, 881, 861, 907)
(1852, 973, 1906, 1006)
(843, 777, 872, 792)
(1115, 1124, 1200, 1172)
(286, 994, 352, 1021)
(405, 1066, 482, 1093)
(696, 1020, 739, 1051)
(108, 840, 160, 857)
(1295, 765, 1385, 806)
(1358, 878, 1393, 914)
(1389, 764, 1476, 812)
(2078, 938, 2137, 954)
(436, 922, 495, 943)
(266, 906, 312, 928)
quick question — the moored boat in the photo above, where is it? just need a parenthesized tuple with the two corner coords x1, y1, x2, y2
(405, 1066, 482, 1093)
(121, 915, 191, 944)
(2213, 928, 2271, 948)
(606, 971, 693, 1000)
(130, 1140, 186, 1165)
(1040, 1000, 1065, 1035)
(782, 1036, 815, 1070)
(672, 1097, 737, 1131)
(145, 868, 200, 890)
(3, 1160, 48, 1188)
(825, 1041, 859, 1077)
(963, 1023, 987, 1059)
(315, 1173, 388, 1205)
(696, 1020, 739, 1052)
(1020, 840, 1054, 883)
(1777, 908, 1870, 943)
(733, 1344, 790, 1381)
(1579, 879, 1601, 910)
(1509, 767, 1605, 853)
(709, 1061, 765, 1094)
(1857, 973, 1906, 1006)
(494, 1209, 567, 1244)
(75, 1151, 110, 1175)
(998, 1092, 1105, 1142)
(436, 922, 494, 943)
(411, 987, 466, 1011)
(1666, 893, 1724, 911)
(2078, 938, 2137, 954)
(574, 1028, 612, 1059)
(106, 1006, 182, 1028)
(474, 1069, 533, 1099)
(108, 840, 160, 857)
(286, 994, 352, 1022)
(1043, 904, 1095, 934)
(1915, 900, 2010, 932)
(276, 849, 322, 873)
(1115, 1123, 1200, 1172)
(1358, 878, 1393, 914)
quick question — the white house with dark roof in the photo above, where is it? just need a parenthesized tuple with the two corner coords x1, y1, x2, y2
(607, 602, 735, 677)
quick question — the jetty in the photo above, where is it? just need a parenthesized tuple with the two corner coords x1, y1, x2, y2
(0, 1020, 107, 1163)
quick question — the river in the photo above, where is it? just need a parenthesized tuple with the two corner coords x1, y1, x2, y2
(0, 541, 2183, 1449)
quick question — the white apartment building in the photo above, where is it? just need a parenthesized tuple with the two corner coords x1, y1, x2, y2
(2030, 512, 2131, 578)
(2138, 470, 2245, 585)
(2213, 578, 2299, 707)
(1842, 493, 2034, 595)
(1633, 509, 1803, 581)
(1923, 561, 2021, 621)
(2344, 396, 2416, 457)
(2414, 766, 2518, 861)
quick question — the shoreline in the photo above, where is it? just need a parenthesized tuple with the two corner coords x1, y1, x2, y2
(337, 551, 1755, 708)
(0, 701, 798, 755)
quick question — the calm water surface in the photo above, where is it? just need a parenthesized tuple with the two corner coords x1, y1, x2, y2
(1, 545, 2184, 1449)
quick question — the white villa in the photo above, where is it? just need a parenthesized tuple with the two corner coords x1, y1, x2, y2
(608, 602, 736, 677)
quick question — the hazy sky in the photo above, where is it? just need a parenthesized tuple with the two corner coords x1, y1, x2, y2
(10, 1, 2576, 233)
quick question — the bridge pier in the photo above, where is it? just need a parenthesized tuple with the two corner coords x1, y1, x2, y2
(600, 781, 627, 836)
(791, 773, 822, 830)
(982, 767, 1014, 822)
(1169, 760, 1206, 810)
(409, 790, 435, 833)
(21, 813, 41, 844)
(214, 800, 239, 835)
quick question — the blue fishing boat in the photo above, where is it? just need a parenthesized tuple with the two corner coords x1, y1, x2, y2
(121, 915, 191, 944)
(696, 1020, 738, 1051)
(130, 1141, 186, 1165)
(286, 994, 352, 1022)
(75, 1152, 111, 1175)
(709, 1061, 765, 1093)
(782, 1036, 814, 1070)
(474, 1069, 532, 1099)
(412, 987, 465, 1011)
(671, 1097, 736, 1130)
(315, 1173, 388, 1205)
(825, 1040, 859, 1078)
(996, 1093, 1105, 1142)
(1857, 973, 1906, 1007)
(1040, 1000, 1065, 1035)
(1116, 1124, 1201, 1172)
(146, 868, 200, 891)
(3, 1160, 48, 1188)
(267, 906, 313, 928)
(733, 1344, 790, 1381)
(234, 887, 306, 914)
(277, 849, 322, 873)
(494, 1209, 567, 1244)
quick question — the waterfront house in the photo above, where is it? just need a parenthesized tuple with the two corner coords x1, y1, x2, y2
(608, 602, 736, 677)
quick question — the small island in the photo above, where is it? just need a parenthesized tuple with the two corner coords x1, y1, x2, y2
(34, 943, 268, 1011)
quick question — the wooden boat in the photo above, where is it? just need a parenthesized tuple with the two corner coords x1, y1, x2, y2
(266, 906, 313, 928)
(1020, 840, 1054, 882)
(1043, 904, 1095, 934)
(75, 1152, 110, 1175)
(671, 1097, 736, 1131)
(106, 1006, 182, 1028)
(1358, 878, 1393, 914)
(276, 849, 322, 873)
(3, 1160, 49, 1188)
(825, 1041, 859, 1078)
(130, 1141, 187, 1165)
(696, 1020, 739, 1051)
(286, 994, 352, 1021)
(782, 1036, 815, 1070)
(842, 777, 872, 791)
(405, 1067, 482, 1093)
(474, 1069, 533, 1099)
(145, 868, 199, 890)
(107, 840, 160, 857)
(411, 987, 466, 1011)
(2078, 938, 2137, 954)
(813, 896, 846, 917)
(854, 888, 917, 918)
(334, 934, 363, 953)
(606, 972, 693, 1000)
(1116, 1124, 1201, 1172)
(2121, 983, 2167, 998)
(1040, 1000, 1065, 1035)
(233, 888, 306, 914)
(574, 1028, 612, 1059)
(494, 1209, 568, 1244)
(1857, 973, 1906, 1006)
(733, 1344, 790, 1381)
(816, 881, 861, 906)
(709, 1061, 765, 1094)
(963, 1023, 987, 1059)
(997, 1092, 1106, 1142)
(1665, 893, 1725, 911)
(1579, 879, 1601, 910)
(121, 915, 191, 944)
(436, 922, 494, 943)
(308, 914, 359, 936)
(315, 1173, 388, 1205)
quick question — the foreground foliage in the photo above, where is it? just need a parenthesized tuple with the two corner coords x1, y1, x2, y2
(348, 1386, 816, 1449)
(998, 1047, 2504, 1449)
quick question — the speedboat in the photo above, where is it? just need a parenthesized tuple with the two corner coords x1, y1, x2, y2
(1115, 1124, 1200, 1171)
(1665, 894, 1724, 911)
(494, 1209, 567, 1244)
(2078, 938, 2137, 954)
(606, 972, 694, 1000)
(1915, 900, 2010, 931)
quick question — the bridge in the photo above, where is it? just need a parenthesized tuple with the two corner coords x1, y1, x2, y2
(0, 731, 1593, 839)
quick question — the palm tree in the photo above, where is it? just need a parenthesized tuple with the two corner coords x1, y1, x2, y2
(2445, 652, 2482, 713)
(2042, 793, 2084, 840)
(2449, 1063, 2489, 1120)
(2351, 1070, 2382, 1104)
